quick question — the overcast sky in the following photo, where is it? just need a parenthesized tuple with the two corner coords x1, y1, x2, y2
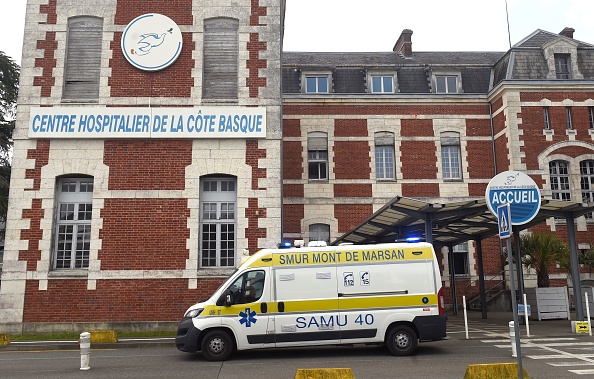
(1, 0, 593, 64)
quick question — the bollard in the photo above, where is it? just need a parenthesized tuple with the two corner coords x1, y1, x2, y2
(509, 321, 517, 358)
(80, 332, 91, 371)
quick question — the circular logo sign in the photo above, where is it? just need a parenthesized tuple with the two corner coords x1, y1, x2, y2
(121, 13, 182, 71)
(485, 171, 541, 225)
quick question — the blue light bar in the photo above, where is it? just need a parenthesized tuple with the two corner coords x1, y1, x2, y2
(405, 237, 422, 243)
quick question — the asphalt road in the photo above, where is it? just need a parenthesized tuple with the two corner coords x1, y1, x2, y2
(0, 336, 584, 379)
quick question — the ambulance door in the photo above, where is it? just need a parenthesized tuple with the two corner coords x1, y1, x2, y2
(219, 268, 274, 350)
(273, 266, 340, 347)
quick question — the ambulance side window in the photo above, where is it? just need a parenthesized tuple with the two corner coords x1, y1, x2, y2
(227, 270, 265, 304)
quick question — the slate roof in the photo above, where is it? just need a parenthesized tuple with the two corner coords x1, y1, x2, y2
(514, 29, 594, 49)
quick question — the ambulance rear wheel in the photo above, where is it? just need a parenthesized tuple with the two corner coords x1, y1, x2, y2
(386, 325, 418, 356)
(201, 330, 234, 361)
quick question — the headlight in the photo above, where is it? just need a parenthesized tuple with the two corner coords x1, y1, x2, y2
(184, 308, 203, 318)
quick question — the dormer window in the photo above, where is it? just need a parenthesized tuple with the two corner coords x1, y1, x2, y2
(433, 74, 460, 93)
(555, 54, 571, 79)
(370, 75, 395, 93)
(302, 73, 331, 93)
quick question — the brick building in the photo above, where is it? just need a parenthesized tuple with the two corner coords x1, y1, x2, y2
(0, 0, 593, 333)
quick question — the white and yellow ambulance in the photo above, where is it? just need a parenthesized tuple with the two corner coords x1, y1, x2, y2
(175, 241, 447, 361)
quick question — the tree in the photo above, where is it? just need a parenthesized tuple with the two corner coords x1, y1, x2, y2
(520, 232, 569, 288)
(0, 51, 20, 236)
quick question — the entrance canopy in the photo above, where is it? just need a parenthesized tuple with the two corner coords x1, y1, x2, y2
(332, 196, 594, 248)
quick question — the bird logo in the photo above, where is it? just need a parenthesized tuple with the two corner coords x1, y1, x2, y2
(131, 27, 174, 56)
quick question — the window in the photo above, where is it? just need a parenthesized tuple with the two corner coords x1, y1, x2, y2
(224, 270, 266, 305)
(309, 223, 330, 244)
(435, 75, 458, 93)
(200, 177, 237, 267)
(543, 107, 551, 130)
(53, 178, 94, 269)
(581, 160, 594, 219)
(62, 17, 103, 101)
(441, 132, 462, 180)
(304, 75, 329, 93)
(308, 132, 328, 180)
(375, 132, 395, 180)
(452, 243, 469, 276)
(550, 161, 571, 201)
(554, 54, 571, 79)
(566, 107, 573, 130)
(203, 18, 239, 100)
(370, 75, 394, 93)
(589, 107, 594, 129)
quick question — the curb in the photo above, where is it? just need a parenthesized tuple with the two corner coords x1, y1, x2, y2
(0, 337, 175, 352)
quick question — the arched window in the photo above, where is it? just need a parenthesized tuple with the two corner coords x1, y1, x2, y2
(309, 223, 330, 244)
(53, 177, 94, 269)
(549, 161, 571, 201)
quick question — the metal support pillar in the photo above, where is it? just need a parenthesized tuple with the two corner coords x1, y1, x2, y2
(476, 238, 487, 319)
(566, 213, 584, 321)
(448, 243, 458, 315)
(512, 225, 524, 301)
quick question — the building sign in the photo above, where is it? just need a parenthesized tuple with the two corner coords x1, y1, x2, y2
(121, 13, 183, 71)
(28, 107, 267, 139)
(485, 171, 541, 225)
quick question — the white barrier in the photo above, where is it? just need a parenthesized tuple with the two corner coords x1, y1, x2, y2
(80, 332, 91, 371)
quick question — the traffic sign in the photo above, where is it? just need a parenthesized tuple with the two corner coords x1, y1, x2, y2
(497, 203, 511, 239)
(485, 171, 541, 225)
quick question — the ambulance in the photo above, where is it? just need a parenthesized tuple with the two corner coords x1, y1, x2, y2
(175, 241, 447, 361)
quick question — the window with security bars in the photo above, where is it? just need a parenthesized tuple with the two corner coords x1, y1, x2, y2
(308, 132, 328, 180)
(53, 178, 93, 269)
(441, 132, 462, 180)
(200, 177, 237, 267)
(309, 223, 330, 244)
(452, 243, 469, 276)
(550, 161, 571, 201)
(581, 160, 594, 219)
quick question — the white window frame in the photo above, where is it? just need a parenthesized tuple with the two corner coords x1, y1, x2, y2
(581, 160, 594, 220)
(368, 73, 396, 93)
(543, 107, 551, 130)
(550, 161, 571, 201)
(200, 177, 237, 268)
(452, 243, 469, 276)
(302, 72, 331, 93)
(433, 73, 461, 94)
(53, 177, 94, 269)
(589, 107, 594, 130)
(441, 132, 462, 181)
(308, 132, 328, 181)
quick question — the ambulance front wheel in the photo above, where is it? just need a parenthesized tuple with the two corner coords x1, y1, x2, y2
(386, 325, 418, 356)
(201, 330, 235, 361)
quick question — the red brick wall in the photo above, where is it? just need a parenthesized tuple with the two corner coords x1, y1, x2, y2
(334, 119, 368, 137)
(283, 204, 304, 233)
(25, 140, 50, 191)
(334, 204, 373, 233)
(468, 183, 488, 197)
(334, 184, 372, 197)
(401, 119, 433, 137)
(283, 104, 489, 116)
(283, 141, 303, 179)
(34, 1, 57, 97)
(103, 140, 192, 190)
(22, 278, 224, 322)
(283, 184, 304, 197)
(114, 0, 193, 24)
(466, 119, 492, 137)
(520, 92, 594, 103)
(466, 140, 495, 178)
(98, 198, 190, 270)
(401, 183, 439, 197)
(282, 119, 301, 137)
(400, 141, 437, 179)
(333, 141, 370, 179)
(246, 140, 266, 190)
(19, 200, 44, 271)
(246, 198, 266, 252)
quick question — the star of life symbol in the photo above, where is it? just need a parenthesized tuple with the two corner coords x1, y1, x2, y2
(239, 308, 257, 327)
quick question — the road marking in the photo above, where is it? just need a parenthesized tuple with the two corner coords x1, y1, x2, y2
(569, 369, 594, 375)
(550, 362, 594, 367)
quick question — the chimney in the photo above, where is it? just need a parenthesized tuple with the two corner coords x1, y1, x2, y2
(559, 27, 575, 39)
(393, 29, 413, 57)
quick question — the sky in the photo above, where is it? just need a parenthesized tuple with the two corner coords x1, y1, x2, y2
(1, 0, 593, 64)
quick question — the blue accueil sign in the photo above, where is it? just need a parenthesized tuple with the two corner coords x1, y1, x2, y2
(485, 171, 541, 225)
